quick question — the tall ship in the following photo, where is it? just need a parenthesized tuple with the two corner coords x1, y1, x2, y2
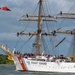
(1, 0, 75, 73)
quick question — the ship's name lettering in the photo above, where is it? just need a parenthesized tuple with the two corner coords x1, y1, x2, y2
(31, 62, 38, 64)
(39, 62, 47, 65)
(27, 61, 30, 64)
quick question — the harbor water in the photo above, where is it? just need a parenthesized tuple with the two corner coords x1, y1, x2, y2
(0, 65, 74, 75)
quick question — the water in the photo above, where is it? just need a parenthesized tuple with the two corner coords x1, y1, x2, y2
(0, 65, 74, 75)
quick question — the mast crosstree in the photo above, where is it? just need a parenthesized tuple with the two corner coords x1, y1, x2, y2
(17, 0, 57, 55)
(17, 0, 75, 56)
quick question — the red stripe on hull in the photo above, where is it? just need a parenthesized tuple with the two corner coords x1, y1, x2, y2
(17, 56, 26, 71)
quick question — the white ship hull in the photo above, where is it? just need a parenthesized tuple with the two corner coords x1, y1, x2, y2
(13, 55, 75, 73)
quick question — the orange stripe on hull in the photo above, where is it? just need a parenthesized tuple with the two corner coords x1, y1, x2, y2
(17, 56, 26, 71)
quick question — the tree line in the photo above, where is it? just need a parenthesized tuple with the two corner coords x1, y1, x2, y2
(0, 54, 14, 65)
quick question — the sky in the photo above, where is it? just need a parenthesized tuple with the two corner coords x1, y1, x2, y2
(0, 0, 75, 55)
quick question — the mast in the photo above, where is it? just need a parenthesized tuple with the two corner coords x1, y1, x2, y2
(17, 0, 56, 55)
(36, 0, 42, 55)
(58, 12, 75, 61)
(74, 35, 75, 62)
(73, 29, 75, 62)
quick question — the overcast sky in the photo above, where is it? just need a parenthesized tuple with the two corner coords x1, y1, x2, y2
(0, 0, 75, 55)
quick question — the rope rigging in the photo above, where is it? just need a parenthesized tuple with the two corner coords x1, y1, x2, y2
(1, 0, 75, 56)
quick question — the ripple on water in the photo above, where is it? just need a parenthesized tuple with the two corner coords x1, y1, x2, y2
(0, 65, 75, 75)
